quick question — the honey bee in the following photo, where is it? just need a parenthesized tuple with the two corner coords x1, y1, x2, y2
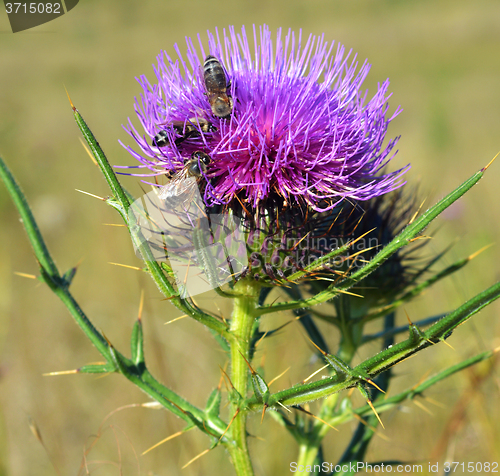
(158, 151, 211, 206)
(152, 117, 216, 148)
(203, 55, 233, 119)
(152, 130, 170, 148)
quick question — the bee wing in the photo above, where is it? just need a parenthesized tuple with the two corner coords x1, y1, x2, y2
(158, 173, 197, 201)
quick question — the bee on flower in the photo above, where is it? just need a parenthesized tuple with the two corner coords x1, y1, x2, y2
(123, 25, 409, 286)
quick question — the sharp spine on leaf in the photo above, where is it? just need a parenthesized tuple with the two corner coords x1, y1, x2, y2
(405, 310, 436, 347)
(308, 339, 385, 427)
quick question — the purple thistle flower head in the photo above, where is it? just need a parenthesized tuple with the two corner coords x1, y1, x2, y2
(122, 24, 409, 214)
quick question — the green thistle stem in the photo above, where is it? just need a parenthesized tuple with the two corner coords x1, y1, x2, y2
(0, 155, 229, 434)
(296, 393, 341, 470)
(296, 300, 359, 471)
(228, 278, 260, 476)
(297, 442, 323, 470)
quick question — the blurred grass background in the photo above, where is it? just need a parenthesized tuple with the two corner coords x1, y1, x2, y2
(1, 0, 499, 474)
